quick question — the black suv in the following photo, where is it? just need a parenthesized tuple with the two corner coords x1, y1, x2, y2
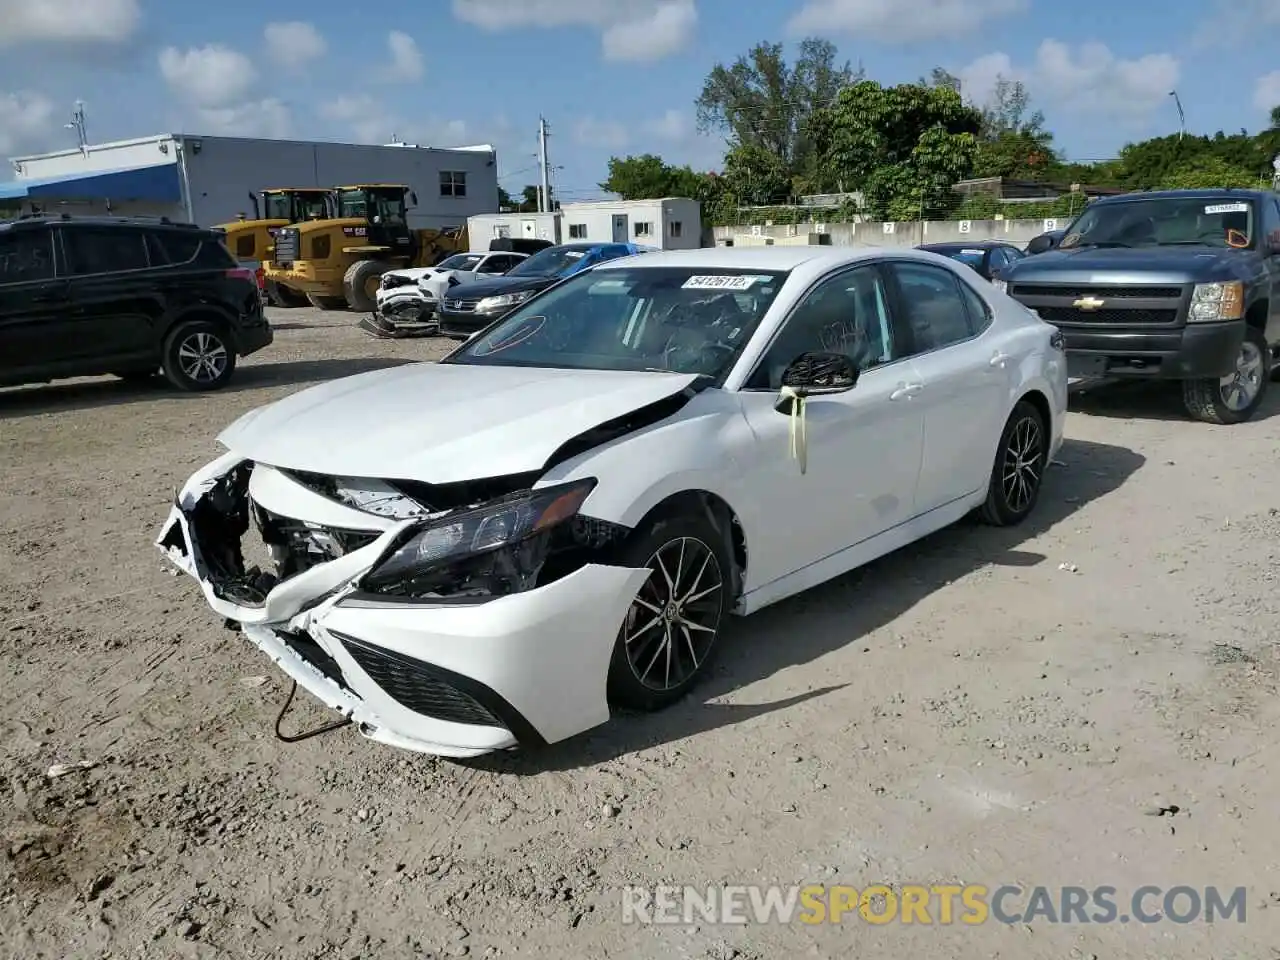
(998, 189, 1280, 424)
(0, 215, 272, 392)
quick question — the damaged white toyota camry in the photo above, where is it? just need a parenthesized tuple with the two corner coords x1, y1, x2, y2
(158, 246, 1067, 758)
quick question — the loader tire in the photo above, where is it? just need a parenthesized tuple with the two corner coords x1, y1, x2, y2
(306, 294, 349, 310)
(343, 260, 391, 313)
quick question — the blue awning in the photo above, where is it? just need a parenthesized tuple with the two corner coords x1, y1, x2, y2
(0, 163, 181, 202)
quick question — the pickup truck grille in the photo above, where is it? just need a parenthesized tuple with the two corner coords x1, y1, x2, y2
(273, 228, 300, 264)
(1009, 281, 1188, 327)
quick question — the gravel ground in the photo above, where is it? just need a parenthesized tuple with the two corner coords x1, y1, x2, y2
(2, 307, 1279, 960)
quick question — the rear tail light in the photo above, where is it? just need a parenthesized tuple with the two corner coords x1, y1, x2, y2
(225, 267, 255, 283)
(255, 266, 265, 290)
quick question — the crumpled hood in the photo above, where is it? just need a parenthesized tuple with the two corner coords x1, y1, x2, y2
(218, 363, 701, 483)
(385, 267, 437, 283)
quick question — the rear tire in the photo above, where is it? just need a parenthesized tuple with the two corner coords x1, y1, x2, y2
(1182, 326, 1270, 424)
(606, 512, 732, 712)
(980, 399, 1047, 527)
(161, 320, 236, 392)
(306, 294, 348, 310)
(343, 260, 392, 313)
(266, 280, 308, 308)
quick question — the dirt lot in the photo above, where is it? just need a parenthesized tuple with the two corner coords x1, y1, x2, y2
(2, 307, 1280, 960)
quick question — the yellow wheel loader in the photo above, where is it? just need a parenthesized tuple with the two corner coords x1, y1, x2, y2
(217, 188, 333, 308)
(265, 184, 469, 312)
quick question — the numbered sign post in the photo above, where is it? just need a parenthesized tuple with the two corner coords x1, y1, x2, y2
(1043, 218, 1057, 231)
(883, 222, 895, 234)
(958, 220, 971, 234)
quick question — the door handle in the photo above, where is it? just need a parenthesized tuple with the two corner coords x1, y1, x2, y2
(990, 352, 1010, 368)
(889, 381, 924, 400)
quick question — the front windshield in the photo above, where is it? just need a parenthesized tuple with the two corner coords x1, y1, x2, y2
(1060, 197, 1255, 250)
(439, 253, 483, 270)
(263, 193, 292, 220)
(297, 193, 328, 219)
(337, 189, 366, 219)
(506, 246, 590, 277)
(446, 266, 788, 378)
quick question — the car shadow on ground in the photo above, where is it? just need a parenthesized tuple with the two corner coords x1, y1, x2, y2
(1070, 378, 1280, 423)
(0, 358, 415, 417)
(469, 436, 1146, 775)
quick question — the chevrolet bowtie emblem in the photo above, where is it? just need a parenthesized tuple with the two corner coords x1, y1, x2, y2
(1074, 296, 1105, 310)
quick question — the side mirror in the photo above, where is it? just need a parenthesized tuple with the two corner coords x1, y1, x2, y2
(774, 352, 858, 412)
(409, 191, 419, 207)
(1026, 233, 1055, 255)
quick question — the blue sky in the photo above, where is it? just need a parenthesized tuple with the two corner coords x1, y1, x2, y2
(2, 0, 1279, 199)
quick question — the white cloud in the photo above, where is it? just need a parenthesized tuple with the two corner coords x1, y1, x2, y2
(955, 41, 1179, 121)
(452, 0, 697, 61)
(319, 94, 481, 149)
(0, 90, 57, 155)
(379, 30, 424, 82)
(644, 109, 693, 141)
(263, 21, 327, 69)
(0, 0, 140, 46)
(191, 99, 292, 139)
(1196, 0, 1280, 44)
(158, 45, 258, 108)
(1254, 71, 1280, 112)
(788, 0, 1025, 43)
(573, 117, 630, 150)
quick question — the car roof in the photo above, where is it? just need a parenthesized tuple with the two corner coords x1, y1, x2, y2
(1092, 188, 1274, 205)
(0, 214, 204, 233)
(594, 245, 920, 271)
(918, 241, 1010, 251)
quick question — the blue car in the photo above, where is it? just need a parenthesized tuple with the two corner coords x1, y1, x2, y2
(437, 242, 651, 340)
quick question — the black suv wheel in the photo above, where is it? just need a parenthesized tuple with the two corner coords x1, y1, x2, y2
(162, 320, 237, 391)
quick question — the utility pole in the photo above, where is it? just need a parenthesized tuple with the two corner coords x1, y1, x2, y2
(537, 116, 552, 213)
(65, 100, 88, 153)
(1169, 90, 1185, 141)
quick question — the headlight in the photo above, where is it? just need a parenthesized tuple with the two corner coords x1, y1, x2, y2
(361, 478, 596, 594)
(991, 279, 1008, 293)
(476, 290, 534, 312)
(1188, 281, 1244, 322)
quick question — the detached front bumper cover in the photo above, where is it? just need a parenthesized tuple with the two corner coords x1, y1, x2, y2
(156, 453, 649, 757)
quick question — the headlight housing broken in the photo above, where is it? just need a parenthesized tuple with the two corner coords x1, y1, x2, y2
(361, 478, 597, 598)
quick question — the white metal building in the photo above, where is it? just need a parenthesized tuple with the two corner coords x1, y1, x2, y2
(560, 198, 701, 250)
(466, 211, 562, 250)
(2, 134, 500, 229)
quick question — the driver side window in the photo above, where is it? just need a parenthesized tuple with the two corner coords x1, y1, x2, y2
(746, 265, 896, 390)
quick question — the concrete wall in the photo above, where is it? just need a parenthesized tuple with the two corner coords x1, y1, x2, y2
(467, 212, 561, 249)
(711, 217, 1066, 249)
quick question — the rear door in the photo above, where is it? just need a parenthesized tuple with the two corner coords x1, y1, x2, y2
(0, 227, 66, 380)
(885, 260, 1010, 514)
(58, 225, 163, 367)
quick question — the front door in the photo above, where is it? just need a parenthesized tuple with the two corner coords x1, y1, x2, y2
(733, 263, 924, 590)
(884, 260, 1010, 514)
(611, 214, 629, 243)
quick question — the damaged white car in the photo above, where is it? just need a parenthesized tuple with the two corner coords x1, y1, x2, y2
(158, 247, 1067, 758)
(366, 251, 528, 338)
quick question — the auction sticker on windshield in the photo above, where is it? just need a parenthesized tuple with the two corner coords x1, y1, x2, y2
(683, 275, 759, 290)
(1205, 203, 1249, 214)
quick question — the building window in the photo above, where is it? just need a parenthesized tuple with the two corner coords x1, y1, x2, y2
(669, 221, 683, 238)
(634, 221, 653, 238)
(494, 225, 511, 238)
(568, 223, 587, 239)
(440, 171, 467, 198)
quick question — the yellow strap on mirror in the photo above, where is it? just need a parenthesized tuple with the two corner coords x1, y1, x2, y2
(779, 386, 807, 475)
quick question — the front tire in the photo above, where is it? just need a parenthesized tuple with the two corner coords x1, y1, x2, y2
(1181, 326, 1270, 424)
(343, 260, 392, 313)
(980, 399, 1047, 527)
(607, 513, 732, 712)
(161, 320, 236, 392)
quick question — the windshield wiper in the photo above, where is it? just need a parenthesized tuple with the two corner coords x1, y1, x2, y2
(1067, 241, 1132, 249)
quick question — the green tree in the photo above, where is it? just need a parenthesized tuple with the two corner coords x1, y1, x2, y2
(696, 38, 860, 186)
(599, 154, 707, 200)
(1160, 155, 1266, 189)
(963, 75, 1058, 180)
(823, 80, 983, 219)
(719, 143, 792, 206)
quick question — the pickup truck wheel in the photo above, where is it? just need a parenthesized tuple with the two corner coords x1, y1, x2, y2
(1181, 326, 1270, 424)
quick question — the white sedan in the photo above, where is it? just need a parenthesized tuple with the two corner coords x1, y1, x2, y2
(157, 247, 1067, 758)
(371, 251, 528, 334)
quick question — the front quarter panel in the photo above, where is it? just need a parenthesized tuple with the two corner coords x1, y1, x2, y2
(537, 390, 755, 542)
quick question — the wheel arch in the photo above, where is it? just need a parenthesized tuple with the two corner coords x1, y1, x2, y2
(1246, 296, 1268, 332)
(625, 489, 749, 605)
(163, 307, 236, 348)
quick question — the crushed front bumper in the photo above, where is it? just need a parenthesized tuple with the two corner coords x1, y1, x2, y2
(156, 452, 648, 757)
(364, 290, 439, 338)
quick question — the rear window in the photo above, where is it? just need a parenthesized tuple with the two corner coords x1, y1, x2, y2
(0, 228, 54, 283)
(147, 230, 233, 268)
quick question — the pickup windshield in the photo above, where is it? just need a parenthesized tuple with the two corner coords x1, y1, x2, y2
(1060, 196, 1255, 250)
